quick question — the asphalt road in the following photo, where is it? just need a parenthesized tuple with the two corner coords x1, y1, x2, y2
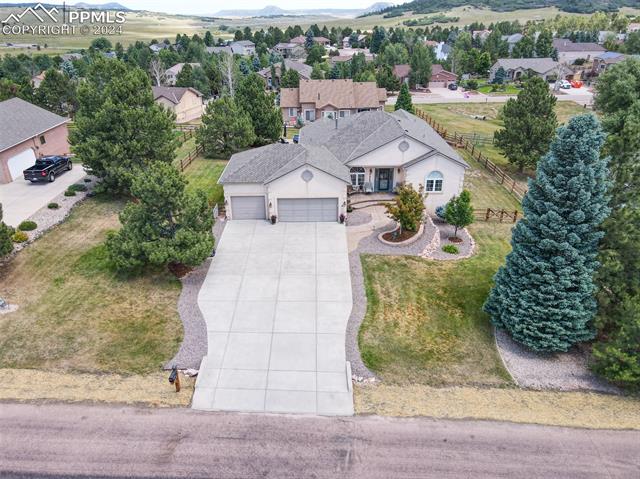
(1, 403, 638, 478)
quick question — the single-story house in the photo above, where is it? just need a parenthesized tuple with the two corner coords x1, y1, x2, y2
(274, 42, 306, 59)
(219, 109, 469, 221)
(0, 97, 70, 184)
(552, 39, 605, 64)
(280, 79, 387, 124)
(258, 60, 313, 89)
(164, 62, 201, 86)
(149, 43, 169, 54)
(489, 58, 570, 82)
(230, 40, 256, 56)
(152, 86, 204, 123)
(591, 51, 628, 76)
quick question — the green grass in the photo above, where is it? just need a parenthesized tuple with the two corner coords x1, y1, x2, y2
(0, 197, 183, 375)
(357, 137, 523, 387)
(183, 157, 227, 207)
(477, 84, 521, 95)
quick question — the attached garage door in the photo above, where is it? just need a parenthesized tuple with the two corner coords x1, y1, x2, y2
(230, 196, 266, 220)
(7, 149, 36, 181)
(428, 81, 446, 88)
(278, 198, 338, 222)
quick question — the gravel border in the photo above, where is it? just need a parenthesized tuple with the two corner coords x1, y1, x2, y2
(424, 220, 476, 261)
(494, 328, 620, 394)
(164, 219, 226, 370)
(0, 176, 94, 267)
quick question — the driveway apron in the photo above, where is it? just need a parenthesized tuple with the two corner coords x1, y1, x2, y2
(192, 220, 354, 415)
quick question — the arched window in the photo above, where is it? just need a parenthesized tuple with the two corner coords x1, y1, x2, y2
(350, 167, 365, 190)
(426, 171, 443, 192)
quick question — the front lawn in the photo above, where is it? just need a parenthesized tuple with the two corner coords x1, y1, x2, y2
(358, 149, 519, 387)
(0, 197, 183, 375)
(182, 157, 227, 207)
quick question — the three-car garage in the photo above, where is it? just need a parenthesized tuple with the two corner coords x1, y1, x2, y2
(228, 196, 339, 222)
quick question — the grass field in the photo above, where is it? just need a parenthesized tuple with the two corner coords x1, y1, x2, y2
(0, 197, 183, 375)
(416, 102, 588, 185)
(183, 157, 227, 206)
(358, 146, 519, 387)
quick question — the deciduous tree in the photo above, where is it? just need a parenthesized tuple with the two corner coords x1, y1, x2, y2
(444, 189, 474, 238)
(385, 184, 424, 233)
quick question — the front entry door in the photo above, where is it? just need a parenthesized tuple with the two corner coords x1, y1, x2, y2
(376, 168, 392, 191)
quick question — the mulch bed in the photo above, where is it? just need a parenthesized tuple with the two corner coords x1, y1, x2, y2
(382, 228, 418, 243)
(448, 236, 463, 243)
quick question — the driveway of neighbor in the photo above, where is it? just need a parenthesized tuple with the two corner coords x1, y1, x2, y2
(192, 220, 354, 415)
(0, 167, 85, 227)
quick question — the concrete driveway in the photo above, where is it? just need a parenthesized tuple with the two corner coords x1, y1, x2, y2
(0, 166, 85, 227)
(192, 220, 354, 415)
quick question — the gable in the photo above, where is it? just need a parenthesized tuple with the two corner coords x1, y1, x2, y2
(346, 136, 431, 168)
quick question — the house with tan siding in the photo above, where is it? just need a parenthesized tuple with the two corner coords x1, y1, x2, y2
(280, 79, 387, 125)
(152, 87, 204, 124)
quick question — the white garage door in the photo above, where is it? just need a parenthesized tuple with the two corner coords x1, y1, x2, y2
(429, 81, 446, 88)
(230, 196, 266, 220)
(7, 149, 36, 181)
(278, 198, 338, 222)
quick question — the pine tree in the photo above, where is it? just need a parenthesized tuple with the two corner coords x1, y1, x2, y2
(484, 114, 610, 352)
(305, 29, 314, 50)
(535, 30, 554, 58)
(409, 43, 432, 88)
(591, 58, 640, 389)
(235, 72, 282, 145)
(175, 63, 193, 87)
(196, 96, 255, 156)
(395, 83, 414, 113)
(494, 76, 557, 172)
(106, 162, 214, 272)
(35, 68, 77, 116)
(493, 66, 506, 85)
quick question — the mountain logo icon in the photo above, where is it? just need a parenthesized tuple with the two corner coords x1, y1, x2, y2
(2, 3, 59, 24)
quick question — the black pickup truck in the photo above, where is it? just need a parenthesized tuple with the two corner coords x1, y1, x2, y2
(23, 155, 73, 183)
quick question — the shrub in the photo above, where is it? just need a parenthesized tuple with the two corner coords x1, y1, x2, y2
(18, 220, 37, 231)
(442, 244, 459, 254)
(48, 202, 60, 209)
(64, 189, 77, 197)
(68, 183, 88, 192)
(0, 204, 13, 257)
(83, 178, 92, 183)
(466, 79, 478, 91)
(385, 184, 425, 232)
(12, 230, 28, 243)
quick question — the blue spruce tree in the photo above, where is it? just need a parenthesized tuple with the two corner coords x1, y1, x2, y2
(484, 114, 610, 351)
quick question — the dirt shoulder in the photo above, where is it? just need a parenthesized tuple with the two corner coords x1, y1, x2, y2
(0, 369, 194, 407)
(355, 383, 640, 430)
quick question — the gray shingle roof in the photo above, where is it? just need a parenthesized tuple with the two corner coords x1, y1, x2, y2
(219, 143, 350, 184)
(152, 86, 202, 104)
(493, 57, 562, 74)
(0, 97, 68, 153)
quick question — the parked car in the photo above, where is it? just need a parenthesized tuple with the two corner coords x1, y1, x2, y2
(558, 80, 571, 89)
(23, 155, 72, 183)
(570, 80, 583, 88)
(448, 82, 458, 91)
(292, 134, 300, 144)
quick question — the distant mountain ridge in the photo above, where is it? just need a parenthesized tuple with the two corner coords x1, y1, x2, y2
(214, 3, 393, 18)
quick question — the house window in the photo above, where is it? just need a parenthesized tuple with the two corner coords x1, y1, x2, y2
(425, 171, 443, 192)
(39, 135, 46, 145)
(350, 167, 365, 190)
(339, 110, 350, 118)
(288, 107, 297, 117)
(304, 109, 316, 121)
(322, 111, 336, 119)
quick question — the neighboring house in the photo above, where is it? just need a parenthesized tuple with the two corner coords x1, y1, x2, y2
(627, 23, 640, 33)
(472, 30, 492, 42)
(149, 43, 169, 54)
(280, 79, 387, 124)
(207, 45, 232, 55)
(428, 64, 457, 88)
(424, 40, 438, 48)
(342, 34, 367, 48)
(434, 42, 452, 61)
(164, 62, 201, 86)
(591, 51, 628, 76)
(290, 35, 330, 47)
(489, 58, 569, 82)
(501, 33, 524, 54)
(552, 39, 605, 64)
(230, 40, 256, 56)
(330, 49, 375, 65)
(61, 53, 82, 62)
(597, 31, 626, 44)
(152, 86, 204, 124)
(258, 60, 313, 89)
(0, 97, 70, 184)
(393, 64, 411, 85)
(218, 109, 469, 221)
(274, 42, 306, 59)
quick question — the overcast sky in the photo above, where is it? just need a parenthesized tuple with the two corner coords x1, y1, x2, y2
(3, 1, 383, 15)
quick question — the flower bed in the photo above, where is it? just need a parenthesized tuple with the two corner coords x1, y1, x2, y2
(378, 223, 424, 246)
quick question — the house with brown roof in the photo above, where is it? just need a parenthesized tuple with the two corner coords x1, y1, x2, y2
(274, 42, 306, 59)
(258, 60, 313, 89)
(290, 35, 330, 47)
(280, 79, 387, 124)
(393, 64, 411, 84)
(152, 86, 204, 123)
(591, 51, 628, 76)
(393, 64, 457, 88)
(0, 98, 70, 184)
(552, 39, 605, 64)
(164, 63, 201, 86)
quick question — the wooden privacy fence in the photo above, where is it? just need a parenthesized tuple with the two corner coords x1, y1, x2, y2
(176, 128, 195, 143)
(476, 208, 520, 223)
(177, 144, 203, 172)
(414, 109, 527, 203)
